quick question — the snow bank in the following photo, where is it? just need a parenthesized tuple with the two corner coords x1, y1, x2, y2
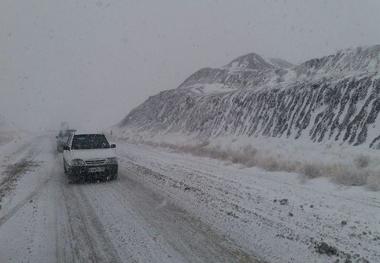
(117, 141, 380, 263)
(111, 128, 380, 190)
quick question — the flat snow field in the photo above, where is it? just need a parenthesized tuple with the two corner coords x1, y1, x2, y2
(0, 136, 379, 263)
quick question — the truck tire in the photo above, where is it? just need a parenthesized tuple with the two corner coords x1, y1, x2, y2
(111, 172, 118, 180)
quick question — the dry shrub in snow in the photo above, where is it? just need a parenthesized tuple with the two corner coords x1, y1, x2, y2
(366, 173, 380, 191)
(230, 153, 248, 164)
(181, 144, 260, 167)
(198, 140, 210, 148)
(260, 157, 280, 171)
(354, 155, 370, 168)
(229, 146, 256, 165)
(140, 139, 380, 190)
(330, 165, 369, 186)
(242, 145, 257, 157)
(303, 164, 322, 178)
(234, 146, 257, 167)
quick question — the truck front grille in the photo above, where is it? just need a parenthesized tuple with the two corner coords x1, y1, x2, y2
(85, 159, 106, 166)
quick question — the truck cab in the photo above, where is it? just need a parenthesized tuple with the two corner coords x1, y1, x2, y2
(63, 132, 118, 183)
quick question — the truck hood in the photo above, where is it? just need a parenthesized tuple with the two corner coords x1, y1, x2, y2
(70, 148, 116, 161)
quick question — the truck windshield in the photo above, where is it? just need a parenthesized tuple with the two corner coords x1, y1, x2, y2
(71, 134, 110, 150)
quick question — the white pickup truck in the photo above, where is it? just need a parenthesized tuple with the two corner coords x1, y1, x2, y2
(63, 132, 118, 183)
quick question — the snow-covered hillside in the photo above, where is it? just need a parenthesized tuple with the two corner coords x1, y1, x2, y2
(118, 45, 380, 149)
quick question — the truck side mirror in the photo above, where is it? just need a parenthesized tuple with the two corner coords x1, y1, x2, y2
(63, 145, 70, 151)
(110, 144, 116, 149)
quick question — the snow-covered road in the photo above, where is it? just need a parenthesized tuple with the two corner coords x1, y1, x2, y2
(0, 136, 258, 263)
(115, 141, 380, 263)
(0, 136, 379, 263)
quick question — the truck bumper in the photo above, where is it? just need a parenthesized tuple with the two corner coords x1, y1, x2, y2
(68, 164, 118, 182)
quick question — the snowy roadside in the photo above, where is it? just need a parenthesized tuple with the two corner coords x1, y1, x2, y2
(0, 134, 38, 185)
(111, 130, 380, 190)
(0, 136, 54, 214)
(0, 136, 262, 263)
(116, 141, 380, 263)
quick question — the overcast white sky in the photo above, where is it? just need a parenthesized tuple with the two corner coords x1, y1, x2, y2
(1, 0, 380, 131)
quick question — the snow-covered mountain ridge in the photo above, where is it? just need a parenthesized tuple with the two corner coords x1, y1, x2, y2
(118, 45, 380, 149)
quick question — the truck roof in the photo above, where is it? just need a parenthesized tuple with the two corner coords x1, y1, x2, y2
(73, 130, 105, 136)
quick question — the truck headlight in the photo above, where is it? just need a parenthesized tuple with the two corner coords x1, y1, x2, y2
(106, 157, 118, 164)
(71, 159, 85, 166)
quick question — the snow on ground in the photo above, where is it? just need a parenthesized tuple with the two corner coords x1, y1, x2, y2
(1, 133, 379, 262)
(113, 130, 380, 190)
(116, 140, 380, 263)
(0, 135, 260, 263)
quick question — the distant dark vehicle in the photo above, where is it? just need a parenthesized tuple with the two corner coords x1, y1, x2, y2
(56, 129, 76, 152)
(63, 131, 118, 183)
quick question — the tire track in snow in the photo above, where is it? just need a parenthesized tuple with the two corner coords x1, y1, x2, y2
(115, 167, 261, 263)
(61, 182, 123, 263)
(0, 137, 52, 228)
(0, 175, 52, 228)
(118, 142, 380, 263)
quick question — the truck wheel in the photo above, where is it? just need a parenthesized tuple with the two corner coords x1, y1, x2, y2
(68, 176, 77, 184)
(68, 173, 80, 184)
(111, 173, 118, 180)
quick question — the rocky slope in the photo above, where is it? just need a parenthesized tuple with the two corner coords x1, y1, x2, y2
(118, 45, 380, 149)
